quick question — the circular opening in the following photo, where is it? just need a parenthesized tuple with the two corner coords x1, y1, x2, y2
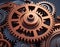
(29, 15, 33, 18)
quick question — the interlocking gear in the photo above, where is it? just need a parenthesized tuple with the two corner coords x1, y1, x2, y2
(41, 23, 60, 47)
(3, 28, 18, 42)
(7, 3, 54, 43)
(0, 39, 11, 47)
(14, 41, 36, 47)
(0, 2, 16, 30)
(37, 1, 56, 15)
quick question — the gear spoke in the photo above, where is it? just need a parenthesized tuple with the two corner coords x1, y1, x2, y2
(43, 24, 49, 28)
(33, 31, 38, 37)
(42, 16, 49, 19)
(15, 11, 22, 16)
(14, 25, 20, 30)
(11, 19, 19, 21)
(25, 5, 29, 12)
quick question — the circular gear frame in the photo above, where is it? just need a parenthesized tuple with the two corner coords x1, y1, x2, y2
(0, 2, 16, 31)
(37, 1, 56, 16)
(7, 3, 54, 43)
(41, 23, 60, 47)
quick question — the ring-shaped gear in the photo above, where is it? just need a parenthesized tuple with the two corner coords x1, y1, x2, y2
(37, 1, 56, 15)
(3, 28, 18, 42)
(0, 39, 11, 47)
(14, 41, 36, 47)
(0, 2, 16, 30)
(41, 23, 60, 47)
(7, 3, 54, 43)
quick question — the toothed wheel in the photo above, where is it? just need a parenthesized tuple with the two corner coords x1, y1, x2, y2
(0, 2, 16, 30)
(7, 3, 54, 43)
(41, 23, 60, 47)
(37, 1, 56, 15)
(3, 28, 18, 42)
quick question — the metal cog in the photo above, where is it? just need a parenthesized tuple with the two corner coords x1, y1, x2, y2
(0, 9, 8, 29)
(0, 39, 11, 47)
(3, 27, 18, 42)
(7, 3, 54, 43)
(37, 1, 56, 15)
(0, 2, 16, 30)
(14, 41, 36, 47)
(41, 23, 60, 47)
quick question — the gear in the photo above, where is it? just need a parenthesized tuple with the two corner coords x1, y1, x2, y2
(0, 39, 11, 47)
(0, 9, 8, 30)
(0, 32, 3, 39)
(3, 27, 19, 42)
(7, 3, 54, 43)
(37, 1, 56, 15)
(14, 41, 36, 47)
(3, 27, 18, 42)
(0, 2, 16, 30)
(41, 23, 60, 47)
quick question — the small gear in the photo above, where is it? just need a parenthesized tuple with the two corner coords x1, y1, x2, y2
(0, 2, 16, 30)
(37, 1, 56, 15)
(0, 39, 11, 47)
(14, 41, 36, 47)
(41, 23, 60, 47)
(7, 2, 54, 43)
(3, 27, 18, 42)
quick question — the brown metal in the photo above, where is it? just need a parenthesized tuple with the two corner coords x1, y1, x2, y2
(0, 2, 16, 31)
(7, 3, 54, 43)
(41, 23, 60, 47)
(0, 39, 11, 47)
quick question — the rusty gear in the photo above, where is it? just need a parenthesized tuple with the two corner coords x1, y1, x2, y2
(41, 23, 60, 47)
(37, 1, 56, 15)
(0, 2, 16, 31)
(0, 39, 11, 47)
(7, 3, 54, 43)
(0, 32, 3, 39)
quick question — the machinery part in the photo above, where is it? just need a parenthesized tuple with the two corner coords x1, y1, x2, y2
(7, 3, 54, 43)
(0, 32, 3, 39)
(41, 23, 60, 47)
(3, 28, 18, 42)
(0, 2, 16, 30)
(0, 9, 8, 29)
(0, 39, 11, 47)
(14, 41, 36, 47)
(37, 1, 56, 15)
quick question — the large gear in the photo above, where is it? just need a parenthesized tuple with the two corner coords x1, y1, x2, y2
(7, 2, 54, 43)
(3, 27, 18, 42)
(37, 1, 56, 15)
(14, 41, 36, 47)
(41, 23, 60, 47)
(0, 2, 16, 30)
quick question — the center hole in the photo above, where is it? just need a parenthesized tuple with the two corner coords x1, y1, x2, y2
(29, 15, 33, 18)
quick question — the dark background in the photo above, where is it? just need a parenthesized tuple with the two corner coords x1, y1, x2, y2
(0, 0, 60, 16)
